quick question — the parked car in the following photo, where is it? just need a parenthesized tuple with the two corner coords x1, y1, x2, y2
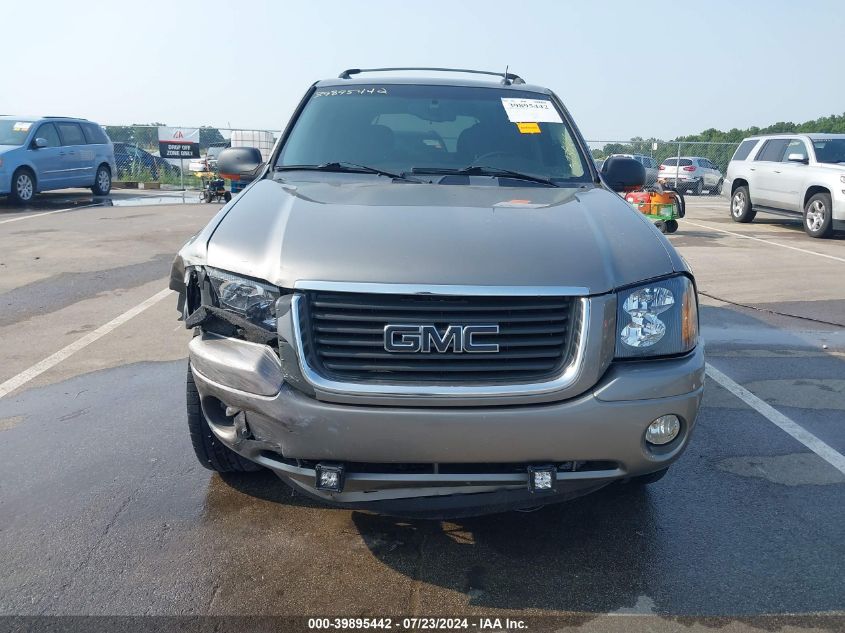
(0, 116, 115, 204)
(658, 156, 723, 195)
(609, 153, 658, 185)
(724, 134, 845, 238)
(113, 142, 180, 181)
(170, 67, 703, 517)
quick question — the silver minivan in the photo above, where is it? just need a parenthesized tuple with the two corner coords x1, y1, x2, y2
(0, 116, 116, 204)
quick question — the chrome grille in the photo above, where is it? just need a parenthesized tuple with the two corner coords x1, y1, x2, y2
(297, 291, 578, 384)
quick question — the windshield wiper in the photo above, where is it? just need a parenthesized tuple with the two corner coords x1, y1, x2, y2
(410, 165, 560, 187)
(275, 162, 422, 182)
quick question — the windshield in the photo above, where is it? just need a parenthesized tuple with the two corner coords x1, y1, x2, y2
(277, 84, 591, 184)
(0, 120, 34, 146)
(813, 139, 845, 164)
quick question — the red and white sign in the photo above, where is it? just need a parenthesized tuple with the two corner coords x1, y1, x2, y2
(158, 126, 200, 159)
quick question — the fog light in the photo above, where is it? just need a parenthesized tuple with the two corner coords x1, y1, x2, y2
(645, 415, 681, 445)
(527, 465, 556, 493)
(315, 463, 345, 492)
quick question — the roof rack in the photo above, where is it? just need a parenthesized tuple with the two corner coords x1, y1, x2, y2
(338, 67, 525, 85)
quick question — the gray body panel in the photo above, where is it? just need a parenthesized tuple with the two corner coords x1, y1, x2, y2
(169, 72, 702, 515)
(203, 179, 679, 294)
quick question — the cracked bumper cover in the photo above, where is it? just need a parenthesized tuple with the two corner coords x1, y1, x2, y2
(189, 334, 704, 511)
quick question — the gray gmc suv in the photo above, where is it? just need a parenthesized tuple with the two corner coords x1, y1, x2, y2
(170, 68, 704, 517)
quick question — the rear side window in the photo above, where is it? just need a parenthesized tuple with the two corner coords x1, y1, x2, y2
(82, 123, 109, 145)
(732, 139, 758, 161)
(34, 123, 61, 148)
(754, 139, 789, 162)
(663, 158, 692, 167)
(56, 122, 86, 146)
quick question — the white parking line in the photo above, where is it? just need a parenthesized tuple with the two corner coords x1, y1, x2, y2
(0, 288, 173, 400)
(706, 363, 845, 476)
(685, 220, 845, 264)
(0, 203, 103, 225)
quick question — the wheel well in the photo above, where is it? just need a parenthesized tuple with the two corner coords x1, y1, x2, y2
(97, 162, 111, 174)
(13, 165, 37, 186)
(804, 186, 830, 206)
(731, 178, 748, 194)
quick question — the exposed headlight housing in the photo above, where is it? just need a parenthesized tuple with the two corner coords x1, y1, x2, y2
(205, 267, 280, 330)
(615, 275, 698, 358)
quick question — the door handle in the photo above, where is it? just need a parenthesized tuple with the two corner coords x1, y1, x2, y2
(773, 170, 781, 174)
(749, 167, 755, 171)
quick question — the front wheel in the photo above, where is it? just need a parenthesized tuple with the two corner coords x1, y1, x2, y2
(730, 186, 756, 223)
(665, 219, 679, 233)
(711, 179, 723, 195)
(10, 169, 35, 204)
(187, 364, 262, 473)
(91, 165, 111, 196)
(223, 191, 232, 202)
(803, 193, 834, 238)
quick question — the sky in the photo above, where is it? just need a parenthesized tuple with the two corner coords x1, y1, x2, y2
(4, 0, 843, 141)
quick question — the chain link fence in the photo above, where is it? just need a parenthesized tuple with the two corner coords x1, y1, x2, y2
(587, 139, 740, 192)
(103, 125, 281, 189)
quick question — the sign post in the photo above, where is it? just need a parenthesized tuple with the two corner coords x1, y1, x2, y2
(157, 127, 200, 199)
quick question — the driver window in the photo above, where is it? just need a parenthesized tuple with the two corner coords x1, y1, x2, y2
(782, 139, 807, 162)
(35, 123, 61, 148)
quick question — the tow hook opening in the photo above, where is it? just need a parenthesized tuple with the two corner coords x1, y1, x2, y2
(202, 396, 252, 439)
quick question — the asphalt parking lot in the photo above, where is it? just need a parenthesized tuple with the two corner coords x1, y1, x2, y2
(0, 191, 843, 629)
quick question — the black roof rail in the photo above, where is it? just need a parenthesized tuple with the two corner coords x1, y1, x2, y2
(338, 67, 525, 85)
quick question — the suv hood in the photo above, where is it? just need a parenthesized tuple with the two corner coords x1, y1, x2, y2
(203, 179, 680, 295)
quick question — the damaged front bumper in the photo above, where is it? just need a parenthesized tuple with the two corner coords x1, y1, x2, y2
(189, 333, 704, 515)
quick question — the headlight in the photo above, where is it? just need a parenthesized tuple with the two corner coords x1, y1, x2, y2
(615, 275, 698, 358)
(206, 267, 280, 330)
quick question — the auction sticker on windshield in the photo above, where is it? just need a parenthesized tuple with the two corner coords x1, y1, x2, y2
(500, 98, 562, 123)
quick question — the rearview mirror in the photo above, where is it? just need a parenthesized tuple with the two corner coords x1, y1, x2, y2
(601, 156, 646, 192)
(787, 153, 808, 164)
(217, 147, 264, 182)
(33, 138, 48, 149)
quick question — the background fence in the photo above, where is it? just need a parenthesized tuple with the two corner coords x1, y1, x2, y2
(102, 124, 740, 191)
(103, 125, 281, 188)
(587, 139, 741, 188)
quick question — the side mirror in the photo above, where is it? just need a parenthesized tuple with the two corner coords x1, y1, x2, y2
(601, 156, 646, 192)
(33, 138, 48, 149)
(787, 153, 808, 164)
(217, 147, 264, 182)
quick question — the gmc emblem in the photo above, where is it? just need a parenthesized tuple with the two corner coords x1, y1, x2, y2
(384, 324, 500, 353)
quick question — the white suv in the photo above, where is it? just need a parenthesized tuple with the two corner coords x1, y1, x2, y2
(658, 156, 723, 195)
(724, 134, 845, 238)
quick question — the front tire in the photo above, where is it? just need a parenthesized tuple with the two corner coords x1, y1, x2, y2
(711, 179, 723, 195)
(91, 164, 111, 196)
(803, 193, 834, 238)
(730, 185, 756, 223)
(9, 168, 35, 204)
(187, 364, 261, 473)
(665, 219, 679, 233)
